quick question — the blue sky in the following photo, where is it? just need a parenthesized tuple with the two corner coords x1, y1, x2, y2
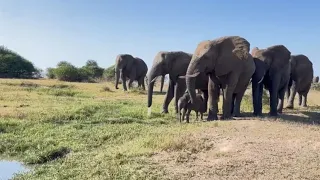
(1, 0, 319, 75)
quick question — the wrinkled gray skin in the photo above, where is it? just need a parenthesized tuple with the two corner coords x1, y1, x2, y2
(185, 36, 255, 120)
(115, 54, 148, 91)
(147, 51, 208, 115)
(251, 45, 291, 116)
(313, 76, 319, 83)
(286, 54, 313, 108)
(178, 92, 206, 123)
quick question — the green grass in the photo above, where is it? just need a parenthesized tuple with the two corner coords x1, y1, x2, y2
(0, 79, 279, 179)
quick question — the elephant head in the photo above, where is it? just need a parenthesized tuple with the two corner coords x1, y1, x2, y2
(313, 76, 319, 83)
(114, 54, 134, 89)
(185, 36, 250, 105)
(251, 45, 291, 116)
(147, 51, 192, 110)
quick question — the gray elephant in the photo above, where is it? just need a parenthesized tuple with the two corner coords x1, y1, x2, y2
(178, 92, 206, 123)
(251, 45, 291, 116)
(147, 51, 208, 115)
(313, 76, 319, 83)
(286, 54, 313, 108)
(185, 36, 255, 120)
(115, 54, 148, 91)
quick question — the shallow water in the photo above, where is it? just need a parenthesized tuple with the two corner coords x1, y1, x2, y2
(0, 160, 29, 180)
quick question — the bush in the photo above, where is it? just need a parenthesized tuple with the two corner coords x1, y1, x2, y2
(54, 62, 81, 82)
(46, 60, 105, 82)
(103, 65, 115, 81)
(0, 46, 38, 79)
(46, 68, 56, 79)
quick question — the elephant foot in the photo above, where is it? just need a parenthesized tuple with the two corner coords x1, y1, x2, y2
(253, 112, 263, 117)
(301, 104, 307, 108)
(269, 111, 278, 117)
(233, 112, 242, 117)
(221, 115, 233, 120)
(161, 109, 169, 114)
(207, 113, 218, 121)
(285, 104, 294, 109)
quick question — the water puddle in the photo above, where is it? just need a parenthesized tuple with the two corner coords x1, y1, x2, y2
(0, 160, 29, 180)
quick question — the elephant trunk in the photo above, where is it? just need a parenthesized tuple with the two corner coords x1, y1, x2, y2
(186, 59, 202, 104)
(160, 75, 165, 92)
(115, 65, 120, 89)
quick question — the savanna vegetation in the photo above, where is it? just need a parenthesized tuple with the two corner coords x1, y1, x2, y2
(0, 78, 320, 180)
(1, 46, 320, 179)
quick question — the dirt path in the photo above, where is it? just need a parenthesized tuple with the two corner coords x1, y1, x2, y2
(149, 90, 320, 180)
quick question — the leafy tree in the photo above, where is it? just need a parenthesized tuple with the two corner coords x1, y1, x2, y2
(103, 65, 115, 81)
(0, 46, 37, 78)
(54, 62, 80, 82)
(46, 67, 56, 79)
(81, 60, 104, 79)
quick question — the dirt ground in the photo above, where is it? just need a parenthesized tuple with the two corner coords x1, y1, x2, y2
(149, 91, 320, 180)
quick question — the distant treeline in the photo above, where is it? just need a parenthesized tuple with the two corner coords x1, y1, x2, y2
(47, 60, 115, 82)
(0, 45, 116, 82)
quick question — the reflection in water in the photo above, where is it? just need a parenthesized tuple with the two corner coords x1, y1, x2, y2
(0, 160, 29, 180)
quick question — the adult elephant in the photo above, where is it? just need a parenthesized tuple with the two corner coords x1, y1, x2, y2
(115, 54, 148, 91)
(185, 36, 255, 120)
(313, 76, 319, 83)
(251, 45, 291, 116)
(286, 54, 313, 108)
(147, 51, 208, 115)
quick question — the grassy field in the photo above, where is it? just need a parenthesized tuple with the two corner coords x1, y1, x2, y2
(0, 79, 320, 180)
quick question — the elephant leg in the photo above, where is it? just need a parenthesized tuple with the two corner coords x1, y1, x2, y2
(221, 73, 238, 120)
(277, 87, 286, 114)
(269, 74, 281, 116)
(181, 108, 186, 122)
(252, 82, 264, 116)
(162, 80, 175, 113)
(196, 111, 199, 120)
(200, 112, 203, 120)
(207, 75, 220, 121)
(298, 94, 302, 106)
(128, 68, 137, 90)
(233, 88, 246, 117)
(186, 109, 191, 123)
(142, 79, 146, 90)
(174, 79, 187, 114)
(121, 74, 128, 91)
(201, 90, 209, 113)
(301, 93, 308, 107)
(286, 81, 297, 109)
(230, 93, 236, 116)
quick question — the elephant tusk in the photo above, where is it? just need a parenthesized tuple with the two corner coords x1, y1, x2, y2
(150, 77, 157, 83)
(258, 76, 264, 84)
(184, 72, 200, 78)
(179, 75, 186, 79)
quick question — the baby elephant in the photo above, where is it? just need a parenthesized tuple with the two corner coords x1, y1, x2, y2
(178, 92, 206, 123)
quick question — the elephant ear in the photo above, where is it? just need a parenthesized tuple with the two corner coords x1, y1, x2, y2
(263, 45, 291, 73)
(122, 54, 135, 70)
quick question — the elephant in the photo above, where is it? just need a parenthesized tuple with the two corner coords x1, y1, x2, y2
(313, 76, 319, 83)
(147, 51, 209, 116)
(115, 54, 148, 91)
(286, 54, 313, 108)
(185, 36, 255, 120)
(251, 45, 291, 117)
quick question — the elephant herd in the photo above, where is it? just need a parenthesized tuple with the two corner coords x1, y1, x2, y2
(114, 35, 316, 122)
